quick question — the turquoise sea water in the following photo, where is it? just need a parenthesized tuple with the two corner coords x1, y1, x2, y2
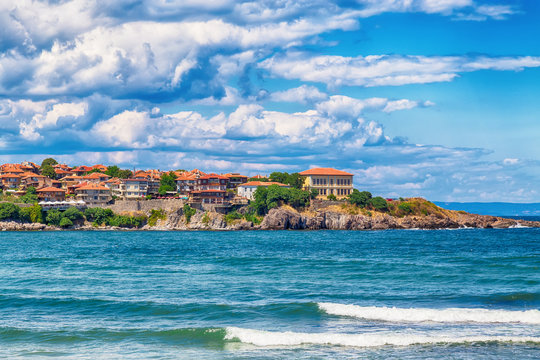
(0, 229, 539, 359)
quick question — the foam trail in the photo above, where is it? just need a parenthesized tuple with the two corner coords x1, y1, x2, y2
(225, 327, 540, 347)
(318, 303, 540, 324)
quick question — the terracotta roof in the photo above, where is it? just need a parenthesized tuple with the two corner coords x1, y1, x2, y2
(0, 173, 21, 178)
(251, 174, 267, 179)
(83, 172, 111, 179)
(122, 177, 148, 182)
(198, 173, 229, 180)
(91, 164, 108, 170)
(37, 186, 66, 192)
(224, 173, 248, 178)
(239, 181, 289, 187)
(75, 183, 110, 191)
(72, 166, 93, 172)
(55, 169, 73, 174)
(21, 172, 45, 178)
(176, 173, 197, 181)
(299, 168, 354, 176)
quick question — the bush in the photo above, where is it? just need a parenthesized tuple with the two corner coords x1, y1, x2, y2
(63, 207, 84, 222)
(46, 209, 63, 226)
(327, 194, 337, 201)
(369, 196, 388, 212)
(182, 205, 196, 223)
(243, 212, 262, 225)
(20, 205, 43, 223)
(20, 187, 38, 204)
(398, 203, 413, 215)
(107, 215, 145, 228)
(148, 209, 167, 227)
(0, 203, 20, 221)
(225, 210, 243, 224)
(202, 212, 210, 225)
(59, 217, 73, 228)
(84, 207, 114, 225)
(348, 190, 372, 208)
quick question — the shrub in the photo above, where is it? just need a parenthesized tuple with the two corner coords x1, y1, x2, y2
(327, 194, 337, 201)
(243, 212, 262, 225)
(398, 203, 413, 215)
(202, 212, 210, 225)
(369, 196, 388, 212)
(84, 208, 114, 225)
(20, 187, 39, 204)
(149, 209, 167, 227)
(182, 205, 196, 224)
(107, 215, 145, 228)
(225, 210, 242, 224)
(63, 207, 84, 222)
(0, 203, 20, 221)
(348, 190, 372, 208)
(46, 209, 63, 226)
(59, 217, 73, 228)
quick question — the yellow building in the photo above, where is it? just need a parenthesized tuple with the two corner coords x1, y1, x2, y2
(299, 167, 354, 199)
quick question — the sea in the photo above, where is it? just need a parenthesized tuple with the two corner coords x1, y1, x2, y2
(0, 229, 539, 359)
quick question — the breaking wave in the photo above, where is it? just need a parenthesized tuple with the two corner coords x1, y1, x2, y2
(318, 302, 540, 324)
(225, 327, 540, 347)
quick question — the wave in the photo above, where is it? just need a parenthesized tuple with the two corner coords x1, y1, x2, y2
(225, 327, 540, 347)
(318, 303, 540, 324)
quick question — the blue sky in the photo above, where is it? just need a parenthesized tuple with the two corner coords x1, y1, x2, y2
(0, 0, 539, 202)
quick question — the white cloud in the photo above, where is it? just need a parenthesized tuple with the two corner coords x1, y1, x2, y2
(270, 85, 328, 104)
(260, 53, 540, 87)
(19, 102, 87, 141)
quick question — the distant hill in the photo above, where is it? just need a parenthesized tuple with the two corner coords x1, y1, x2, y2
(434, 202, 540, 217)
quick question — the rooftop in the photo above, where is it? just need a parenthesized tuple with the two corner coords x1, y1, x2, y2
(299, 168, 354, 176)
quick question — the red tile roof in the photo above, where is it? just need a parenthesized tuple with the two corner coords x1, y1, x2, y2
(37, 187, 66, 193)
(224, 173, 248, 178)
(299, 168, 354, 176)
(83, 172, 111, 179)
(0, 173, 21, 178)
(75, 183, 110, 191)
(199, 173, 229, 180)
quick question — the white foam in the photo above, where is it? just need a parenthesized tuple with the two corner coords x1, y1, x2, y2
(318, 303, 540, 324)
(225, 327, 540, 347)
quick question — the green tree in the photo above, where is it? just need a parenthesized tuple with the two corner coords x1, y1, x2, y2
(41, 158, 58, 168)
(327, 194, 337, 201)
(369, 196, 388, 212)
(63, 207, 84, 222)
(251, 186, 269, 215)
(310, 188, 319, 199)
(84, 207, 114, 225)
(59, 217, 73, 228)
(398, 203, 413, 215)
(46, 209, 63, 226)
(41, 165, 57, 179)
(348, 190, 372, 208)
(0, 203, 20, 220)
(269, 172, 304, 189)
(105, 165, 120, 177)
(117, 169, 133, 179)
(20, 187, 39, 204)
(183, 204, 196, 223)
(159, 172, 177, 195)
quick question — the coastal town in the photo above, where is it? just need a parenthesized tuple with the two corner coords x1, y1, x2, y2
(0, 159, 355, 210)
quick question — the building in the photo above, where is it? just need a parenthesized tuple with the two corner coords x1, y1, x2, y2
(237, 181, 290, 200)
(37, 187, 66, 202)
(224, 173, 249, 189)
(72, 166, 93, 176)
(299, 167, 354, 199)
(190, 173, 230, 204)
(0, 173, 21, 190)
(83, 172, 111, 183)
(121, 178, 148, 199)
(75, 183, 112, 206)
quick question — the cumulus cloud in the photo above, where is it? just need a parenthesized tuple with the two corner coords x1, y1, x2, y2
(260, 53, 540, 88)
(270, 85, 328, 104)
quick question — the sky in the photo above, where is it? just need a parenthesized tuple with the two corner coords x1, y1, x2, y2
(0, 0, 539, 202)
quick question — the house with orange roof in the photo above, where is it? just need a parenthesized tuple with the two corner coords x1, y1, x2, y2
(104, 177, 123, 198)
(121, 178, 149, 199)
(55, 168, 74, 177)
(190, 173, 230, 204)
(189, 169, 207, 178)
(20, 172, 47, 189)
(59, 175, 85, 194)
(75, 183, 112, 205)
(176, 172, 198, 194)
(83, 172, 111, 183)
(72, 166, 93, 176)
(299, 167, 354, 199)
(37, 187, 66, 202)
(224, 173, 249, 189)
(0, 173, 21, 190)
(91, 164, 108, 172)
(237, 181, 290, 200)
